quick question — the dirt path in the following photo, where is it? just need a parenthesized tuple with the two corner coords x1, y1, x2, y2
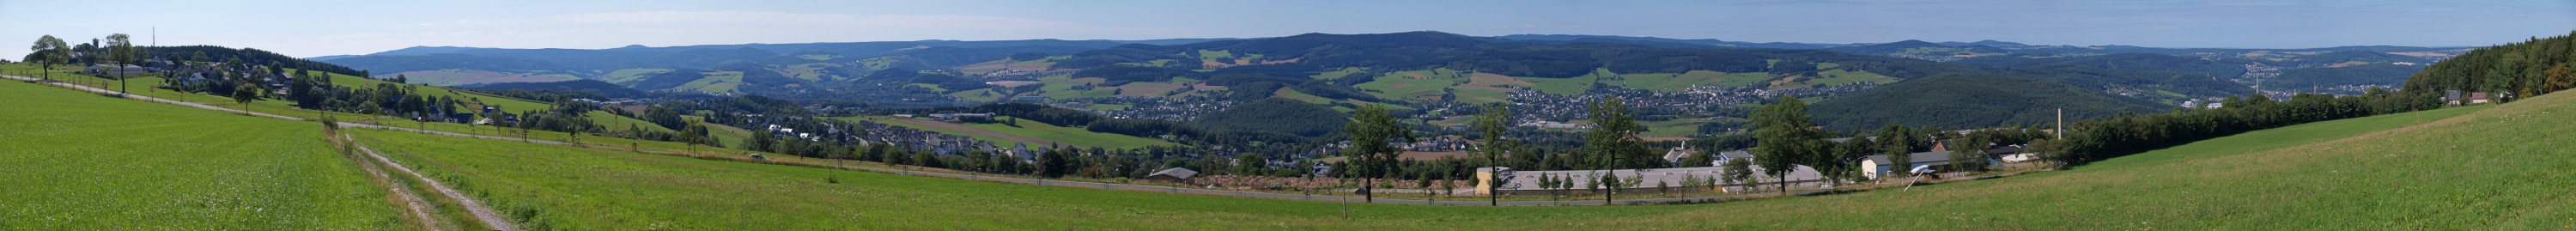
(337, 134, 451, 230)
(349, 137, 521, 231)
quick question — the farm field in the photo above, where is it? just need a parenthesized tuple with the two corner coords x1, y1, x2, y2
(0, 79, 408, 229)
(676, 70, 744, 94)
(598, 68, 674, 84)
(352, 88, 2575, 229)
(1352, 69, 1467, 101)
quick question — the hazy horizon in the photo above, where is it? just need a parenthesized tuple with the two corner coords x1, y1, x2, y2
(4, 0, 2572, 58)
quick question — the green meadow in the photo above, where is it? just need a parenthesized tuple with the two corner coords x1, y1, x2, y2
(0, 79, 408, 230)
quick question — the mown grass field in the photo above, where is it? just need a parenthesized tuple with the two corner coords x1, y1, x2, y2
(1352, 70, 1463, 101)
(0, 79, 409, 229)
(348, 88, 2576, 229)
(598, 68, 673, 84)
(676, 70, 744, 94)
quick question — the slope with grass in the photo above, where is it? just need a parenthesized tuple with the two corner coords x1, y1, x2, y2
(0, 80, 409, 229)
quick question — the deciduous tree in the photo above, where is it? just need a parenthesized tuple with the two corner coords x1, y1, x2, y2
(28, 35, 68, 81)
(1342, 104, 1413, 203)
(1752, 96, 1824, 195)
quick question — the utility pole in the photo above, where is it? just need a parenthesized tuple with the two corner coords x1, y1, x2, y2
(2056, 107, 2063, 140)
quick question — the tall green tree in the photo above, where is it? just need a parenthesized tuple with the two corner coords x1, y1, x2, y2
(1581, 97, 1650, 203)
(230, 84, 259, 112)
(1751, 96, 1824, 195)
(1722, 157, 1753, 192)
(29, 35, 68, 81)
(1471, 102, 1515, 205)
(1947, 134, 1990, 172)
(1875, 124, 1914, 180)
(105, 33, 135, 94)
(1342, 104, 1413, 203)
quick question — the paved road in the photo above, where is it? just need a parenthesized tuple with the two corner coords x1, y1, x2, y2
(4, 74, 1889, 207)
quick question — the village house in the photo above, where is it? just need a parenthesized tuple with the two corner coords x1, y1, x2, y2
(1147, 167, 1200, 184)
(1475, 163, 1825, 196)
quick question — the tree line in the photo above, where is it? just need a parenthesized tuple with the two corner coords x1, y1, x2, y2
(2403, 30, 2576, 101)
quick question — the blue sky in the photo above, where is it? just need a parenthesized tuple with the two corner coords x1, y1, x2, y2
(3, 0, 2572, 58)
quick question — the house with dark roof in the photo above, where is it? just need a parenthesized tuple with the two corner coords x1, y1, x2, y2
(1146, 167, 1199, 183)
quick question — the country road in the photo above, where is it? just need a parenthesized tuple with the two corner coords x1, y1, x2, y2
(8, 74, 1880, 207)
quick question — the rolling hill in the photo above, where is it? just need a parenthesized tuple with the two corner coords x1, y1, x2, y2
(1807, 73, 2169, 131)
(325, 76, 2576, 229)
(16, 41, 2576, 228)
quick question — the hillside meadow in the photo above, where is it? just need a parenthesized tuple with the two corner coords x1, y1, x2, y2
(0, 79, 410, 229)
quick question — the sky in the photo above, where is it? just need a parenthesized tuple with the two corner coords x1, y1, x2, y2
(3, 0, 2573, 59)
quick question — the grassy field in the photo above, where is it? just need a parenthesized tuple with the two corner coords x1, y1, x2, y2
(598, 68, 673, 84)
(1273, 88, 1329, 103)
(676, 71, 744, 94)
(0, 79, 409, 229)
(1353, 69, 1466, 101)
(1634, 118, 1716, 137)
(1515, 74, 1598, 95)
(1311, 67, 1367, 80)
(1782, 69, 1895, 89)
(0, 63, 677, 145)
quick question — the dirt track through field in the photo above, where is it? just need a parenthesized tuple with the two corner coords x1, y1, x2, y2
(339, 137, 452, 230)
(350, 136, 521, 231)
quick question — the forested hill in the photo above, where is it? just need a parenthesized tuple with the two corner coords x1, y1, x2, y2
(141, 46, 366, 76)
(1808, 73, 2166, 131)
(1953, 53, 2249, 79)
(1050, 31, 2232, 130)
(2402, 30, 2576, 100)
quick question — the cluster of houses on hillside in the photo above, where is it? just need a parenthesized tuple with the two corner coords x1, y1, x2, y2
(1494, 83, 1872, 125)
(1476, 137, 2040, 196)
(1063, 94, 1237, 121)
(841, 119, 1043, 161)
(1401, 136, 1476, 152)
(2444, 90, 2502, 106)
